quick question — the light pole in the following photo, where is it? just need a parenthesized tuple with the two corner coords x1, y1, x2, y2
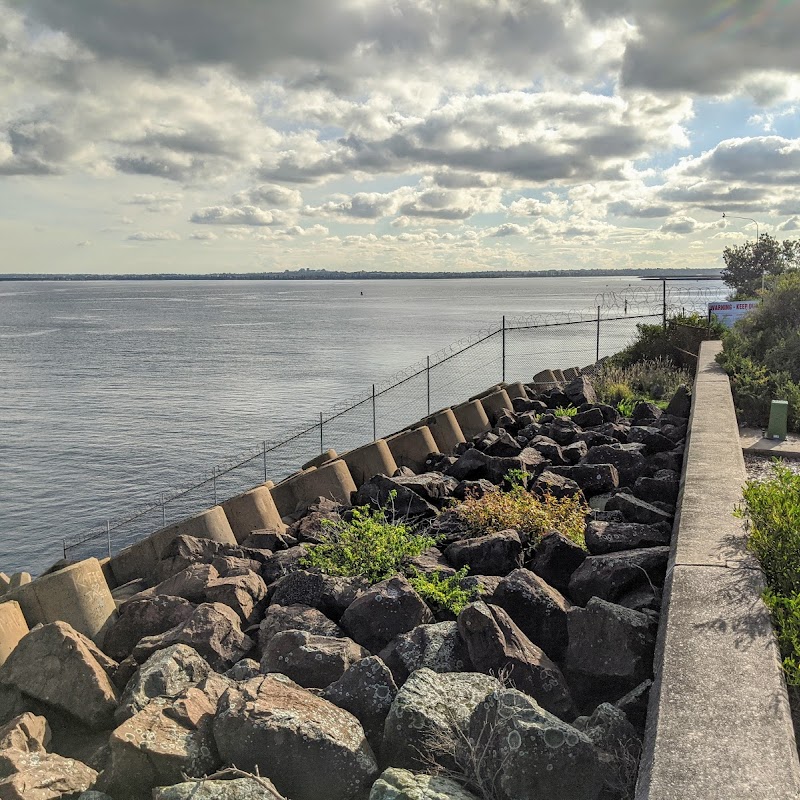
(722, 212, 764, 291)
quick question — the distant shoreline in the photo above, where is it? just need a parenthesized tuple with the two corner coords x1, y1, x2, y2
(0, 268, 722, 282)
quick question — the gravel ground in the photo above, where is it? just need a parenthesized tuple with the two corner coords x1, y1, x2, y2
(744, 452, 800, 481)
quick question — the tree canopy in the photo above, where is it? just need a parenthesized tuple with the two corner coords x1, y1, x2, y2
(722, 233, 800, 298)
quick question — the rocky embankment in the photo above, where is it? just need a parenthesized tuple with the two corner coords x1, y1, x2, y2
(0, 375, 691, 800)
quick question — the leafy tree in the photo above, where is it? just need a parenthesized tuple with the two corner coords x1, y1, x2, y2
(721, 233, 800, 298)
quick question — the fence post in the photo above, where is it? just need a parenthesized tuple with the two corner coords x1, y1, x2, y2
(212, 467, 217, 505)
(62, 539, 67, 560)
(502, 316, 506, 383)
(263, 440, 267, 482)
(106, 521, 111, 557)
(596, 306, 601, 362)
(426, 356, 431, 415)
(319, 412, 324, 454)
(662, 279, 667, 331)
(372, 384, 377, 441)
(161, 493, 166, 527)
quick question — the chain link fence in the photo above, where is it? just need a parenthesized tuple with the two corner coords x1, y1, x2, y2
(62, 285, 716, 562)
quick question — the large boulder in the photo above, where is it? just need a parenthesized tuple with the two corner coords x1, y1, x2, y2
(370, 768, 480, 800)
(115, 644, 212, 723)
(492, 569, 572, 662)
(132, 603, 254, 671)
(100, 690, 219, 799)
(457, 603, 575, 720)
(213, 674, 378, 800)
(149, 563, 219, 603)
(322, 656, 398, 753)
(261, 629, 369, 689)
(584, 521, 671, 555)
(204, 570, 268, 626)
(342, 576, 434, 654)
(579, 445, 646, 488)
(103, 596, 196, 662)
(354, 475, 439, 519)
(665, 385, 691, 418)
(626, 426, 676, 455)
(530, 532, 587, 594)
(605, 492, 673, 526)
(258, 603, 345, 654)
(466, 688, 603, 800)
(565, 598, 657, 705)
(632, 471, 680, 506)
(564, 375, 597, 406)
(444, 530, 522, 576)
(269, 570, 368, 621)
(0, 748, 98, 799)
(153, 777, 285, 799)
(261, 545, 309, 585)
(378, 622, 472, 686)
(568, 547, 670, 606)
(382, 668, 501, 772)
(547, 464, 620, 496)
(0, 622, 118, 731)
(391, 473, 459, 503)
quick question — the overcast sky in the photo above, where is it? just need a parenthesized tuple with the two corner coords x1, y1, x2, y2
(3, 0, 800, 275)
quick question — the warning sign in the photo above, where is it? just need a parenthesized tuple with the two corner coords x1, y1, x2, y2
(708, 300, 759, 328)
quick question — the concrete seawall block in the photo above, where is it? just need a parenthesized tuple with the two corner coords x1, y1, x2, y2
(149, 505, 237, 557)
(635, 340, 800, 799)
(503, 382, 529, 401)
(480, 388, 514, 424)
(452, 399, 491, 439)
(340, 440, 398, 488)
(418, 408, 465, 454)
(302, 449, 338, 470)
(270, 461, 357, 518)
(108, 536, 160, 587)
(386, 426, 438, 474)
(0, 600, 28, 668)
(222, 484, 287, 543)
(468, 384, 502, 402)
(6, 558, 117, 645)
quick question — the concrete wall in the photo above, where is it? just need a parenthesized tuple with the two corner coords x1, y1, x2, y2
(636, 341, 800, 799)
(0, 601, 28, 668)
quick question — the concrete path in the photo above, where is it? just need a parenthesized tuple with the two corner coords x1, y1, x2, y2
(636, 341, 800, 800)
(741, 426, 800, 459)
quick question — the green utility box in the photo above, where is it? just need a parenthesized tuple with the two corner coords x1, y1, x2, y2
(766, 400, 789, 440)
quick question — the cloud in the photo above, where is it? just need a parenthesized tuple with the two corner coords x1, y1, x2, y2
(660, 216, 698, 235)
(607, 199, 673, 218)
(127, 230, 180, 240)
(779, 217, 800, 232)
(189, 231, 217, 240)
(231, 184, 303, 208)
(490, 223, 526, 237)
(190, 205, 290, 226)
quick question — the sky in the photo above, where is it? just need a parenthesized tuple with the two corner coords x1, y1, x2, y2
(2, 0, 800, 275)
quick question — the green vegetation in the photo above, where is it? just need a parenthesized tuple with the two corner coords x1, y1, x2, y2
(302, 497, 434, 584)
(592, 357, 693, 409)
(408, 566, 478, 616)
(453, 470, 588, 550)
(717, 272, 800, 432)
(738, 462, 800, 686)
(722, 233, 800, 298)
(532, 405, 578, 422)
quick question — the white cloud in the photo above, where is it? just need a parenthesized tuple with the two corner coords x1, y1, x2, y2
(190, 205, 291, 226)
(127, 230, 180, 241)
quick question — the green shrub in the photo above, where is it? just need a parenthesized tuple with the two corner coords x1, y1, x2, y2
(592, 357, 692, 405)
(408, 566, 478, 616)
(739, 462, 800, 597)
(453, 471, 588, 549)
(302, 498, 434, 584)
(763, 589, 800, 687)
(613, 312, 726, 370)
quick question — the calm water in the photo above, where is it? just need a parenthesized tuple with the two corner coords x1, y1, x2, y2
(0, 277, 723, 573)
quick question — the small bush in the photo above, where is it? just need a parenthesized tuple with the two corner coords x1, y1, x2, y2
(740, 462, 800, 597)
(763, 589, 800, 687)
(592, 357, 692, 405)
(454, 472, 588, 549)
(408, 566, 478, 616)
(302, 498, 434, 584)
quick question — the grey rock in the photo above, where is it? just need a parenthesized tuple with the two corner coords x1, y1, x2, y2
(627, 426, 677, 455)
(115, 644, 212, 724)
(580, 445, 646, 488)
(568, 547, 670, 606)
(530, 533, 587, 595)
(466, 687, 603, 800)
(605, 492, 673, 526)
(322, 656, 397, 753)
(342, 576, 434, 654)
(564, 375, 598, 406)
(548, 464, 620, 496)
(585, 521, 671, 555)
(354, 475, 439, 519)
(457, 602, 576, 720)
(369, 768, 480, 800)
(258, 603, 345, 654)
(665, 385, 691, 418)
(533, 470, 582, 500)
(562, 440, 589, 464)
(382, 668, 501, 772)
(378, 622, 472, 686)
(261, 545, 309, 585)
(269, 570, 368, 621)
(445, 530, 522, 576)
(632, 470, 680, 506)
(151, 563, 219, 603)
(214, 674, 378, 800)
(225, 658, 261, 681)
(205, 570, 268, 626)
(261, 629, 369, 689)
(153, 777, 284, 799)
(404, 547, 456, 580)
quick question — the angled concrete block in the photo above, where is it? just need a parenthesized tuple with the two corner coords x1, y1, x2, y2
(0, 600, 28, 667)
(452, 399, 491, 439)
(386, 426, 438, 473)
(340, 440, 398, 487)
(480, 388, 513, 424)
(222, 484, 287, 542)
(418, 408, 465, 454)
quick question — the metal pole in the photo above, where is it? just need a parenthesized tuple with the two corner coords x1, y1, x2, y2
(62, 539, 67, 560)
(106, 521, 111, 557)
(212, 467, 217, 505)
(319, 412, 324, 454)
(426, 356, 431, 415)
(662, 279, 667, 331)
(263, 440, 267, 482)
(596, 306, 601, 362)
(372, 384, 377, 441)
(502, 316, 506, 383)
(161, 493, 166, 527)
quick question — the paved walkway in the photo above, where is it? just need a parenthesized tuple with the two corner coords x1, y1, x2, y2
(740, 427, 800, 458)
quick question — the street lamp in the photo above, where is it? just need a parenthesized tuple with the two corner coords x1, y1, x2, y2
(722, 212, 764, 291)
